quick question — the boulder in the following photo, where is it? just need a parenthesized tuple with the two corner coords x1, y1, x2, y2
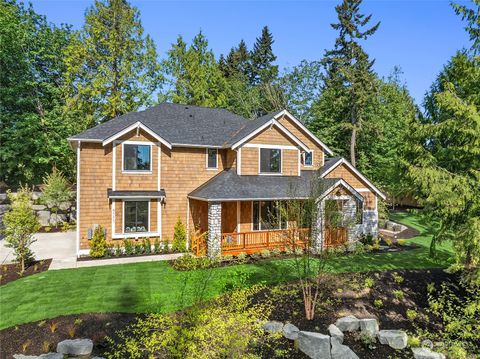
(32, 204, 46, 211)
(335, 315, 360, 332)
(297, 331, 331, 359)
(0, 204, 10, 214)
(37, 210, 51, 226)
(359, 318, 379, 337)
(328, 324, 344, 344)
(56, 339, 93, 356)
(412, 348, 446, 359)
(39, 354, 63, 359)
(263, 321, 284, 334)
(331, 337, 359, 359)
(377, 330, 408, 349)
(49, 213, 67, 225)
(283, 323, 300, 340)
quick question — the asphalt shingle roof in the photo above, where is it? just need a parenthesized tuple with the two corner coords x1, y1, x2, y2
(188, 169, 343, 201)
(70, 103, 251, 147)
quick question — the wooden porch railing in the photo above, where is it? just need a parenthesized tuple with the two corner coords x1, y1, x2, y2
(221, 228, 310, 254)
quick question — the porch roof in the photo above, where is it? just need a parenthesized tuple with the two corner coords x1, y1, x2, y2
(188, 169, 341, 202)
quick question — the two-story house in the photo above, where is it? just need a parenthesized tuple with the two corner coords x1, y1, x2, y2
(68, 103, 385, 257)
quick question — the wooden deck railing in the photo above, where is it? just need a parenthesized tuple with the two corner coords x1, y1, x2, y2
(221, 228, 310, 254)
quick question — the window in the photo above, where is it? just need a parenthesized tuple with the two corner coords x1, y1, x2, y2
(124, 201, 149, 233)
(252, 201, 287, 230)
(302, 151, 313, 166)
(206, 148, 218, 169)
(123, 144, 151, 171)
(260, 148, 281, 173)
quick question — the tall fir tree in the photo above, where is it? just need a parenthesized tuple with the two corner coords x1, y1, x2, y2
(162, 31, 227, 107)
(63, 0, 161, 126)
(0, 0, 75, 185)
(311, 0, 380, 166)
(221, 39, 250, 79)
(250, 26, 278, 85)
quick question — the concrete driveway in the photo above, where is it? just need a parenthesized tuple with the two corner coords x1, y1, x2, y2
(0, 230, 76, 269)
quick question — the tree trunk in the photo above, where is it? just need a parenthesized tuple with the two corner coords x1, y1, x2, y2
(350, 127, 357, 167)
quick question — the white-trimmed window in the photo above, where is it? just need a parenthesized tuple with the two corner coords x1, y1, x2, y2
(123, 143, 151, 171)
(302, 151, 313, 166)
(252, 201, 287, 230)
(124, 200, 149, 233)
(260, 148, 281, 173)
(206, 148, 218, 169)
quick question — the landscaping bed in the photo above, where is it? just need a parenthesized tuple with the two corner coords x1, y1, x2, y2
(0, 268, 465, 359)
(0, 259, 52, 286)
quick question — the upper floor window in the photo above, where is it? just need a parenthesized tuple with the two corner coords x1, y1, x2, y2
(124, 200, 149, 233)
(302, 151, 313, 166)
(123, 143, 151, 171)
(206, 148, 218, 169)
(260, 148, 281, 173)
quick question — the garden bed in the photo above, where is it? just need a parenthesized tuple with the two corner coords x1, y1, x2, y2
(0, 259, 52, 286)
(0, 268, 465, 359)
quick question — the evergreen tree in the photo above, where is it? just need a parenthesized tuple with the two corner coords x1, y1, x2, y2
(0, 0, 75, 186)
(162, 31, 227, 107)
(250, 26, 278, 85)
(223, 39, 250, 79)
(311, 0, 380, 166)
(63, 0, 161, 126)
(453, 0, 480, 54)
(408, 53, 480, 280)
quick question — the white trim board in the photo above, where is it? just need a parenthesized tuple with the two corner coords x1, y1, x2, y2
(231, 118, 310, 152)
(320, 157, 386, 200)
(76, 141, 81, 257)
(273, 109, 334, 155)
(102, 121, 172, 149)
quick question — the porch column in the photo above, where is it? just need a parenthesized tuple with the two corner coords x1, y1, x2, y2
(207, 201, 222, 258)
(312, 200, 325, 253)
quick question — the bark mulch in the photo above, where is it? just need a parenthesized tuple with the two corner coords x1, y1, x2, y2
(0, 259, 52, 286)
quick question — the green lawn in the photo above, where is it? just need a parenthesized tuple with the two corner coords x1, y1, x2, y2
(0, 211, 453, 330)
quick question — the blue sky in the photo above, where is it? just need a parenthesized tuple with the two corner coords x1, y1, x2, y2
(30, 0, 472, 107)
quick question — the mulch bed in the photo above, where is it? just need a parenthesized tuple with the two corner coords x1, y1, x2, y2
(37, 226, 65, 234)
(253, 268, 460, 359)
(0, 259, 52, 286)
(0, 313, 139, 359)
(0, 269, 460, 359)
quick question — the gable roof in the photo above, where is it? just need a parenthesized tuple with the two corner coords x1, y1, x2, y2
(320, 157, 386, 200)
(69, 103, 248, 147)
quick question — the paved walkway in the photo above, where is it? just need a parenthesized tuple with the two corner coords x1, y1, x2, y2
(0, 230, 77, 269)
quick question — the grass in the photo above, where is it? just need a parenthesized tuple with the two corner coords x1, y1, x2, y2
(0, 210, 453, 330)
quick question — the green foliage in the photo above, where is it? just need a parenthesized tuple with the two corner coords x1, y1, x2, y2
(64, 0, 161, 126)
(142, 238, 152, 254)
(409, 52, 480, 280)
(172, 218, 187, 253)
(406, 308, 418, 321)
(392, 272, 405, 285)
(106, 286, 271, 359)
(236, 252, 247, 262)
(392, 289, 404, 300)
(123, 239, 134, 255)
(260, 249, 271, 258)
(153, 238, 161, 254)
(41, 168, 72, 227)
(222, 254, 233, 262)
(0, 1, 76, 186)
(89, 225, 107, 258)
(2, 188, 40, 272)
(427, 281, 480, 356)
(452, 0, 480, 54)
(171, 253, 216, 271)
(162, 32, 227, 108)
(357, 332, 377, 349)
(363, 277, 375, 289)
(407, 335, 421, 347)
(373, 299, 383, 308)
(250, 26, 278, 85)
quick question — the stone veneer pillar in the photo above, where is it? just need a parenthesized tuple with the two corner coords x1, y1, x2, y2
(207, 201, 222, 258)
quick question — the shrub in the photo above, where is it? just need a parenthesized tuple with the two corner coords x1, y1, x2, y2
(406, 309, 418, 321)
(363, 277, 375, 289)
(2, 188, 40, 273)
(359, 233, 374, 245)
(67, 325, 76, 338)
(371, 238, 381, 251)
(89, 225, 107, 258)
(153, 238, 161, 254)
(384, 238, 393, 246)
(42, 341, 51, 353)
(392, 272, 405, 285)
(284, 247, 293, 255)
(260, 249, 271, 258)
(123, 239, 134, 255)
(48, 321, 58, 333)
(40, 168, 73, 228)
(143, 238, 152, 254)
(134, 241, 144, 255)
(236, 252, 247, 262)
(222, 254, 233, 262)
(172, 218, 187, 252)
(373, 299, 383, 308)
(171, 253, 215, 271)
(161, 239, 170, 253)
(294, 247, 304, 256)
(105, 286, 271, 359)
(250, 252, 261, 260)
(357, 332, 376, 349)
(407, 335, 421, 347)
(271, 248, 281, 256)
(397, 239, 407, 246)
(393, 289, 404, 300)
(114, 245, 122, 257)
